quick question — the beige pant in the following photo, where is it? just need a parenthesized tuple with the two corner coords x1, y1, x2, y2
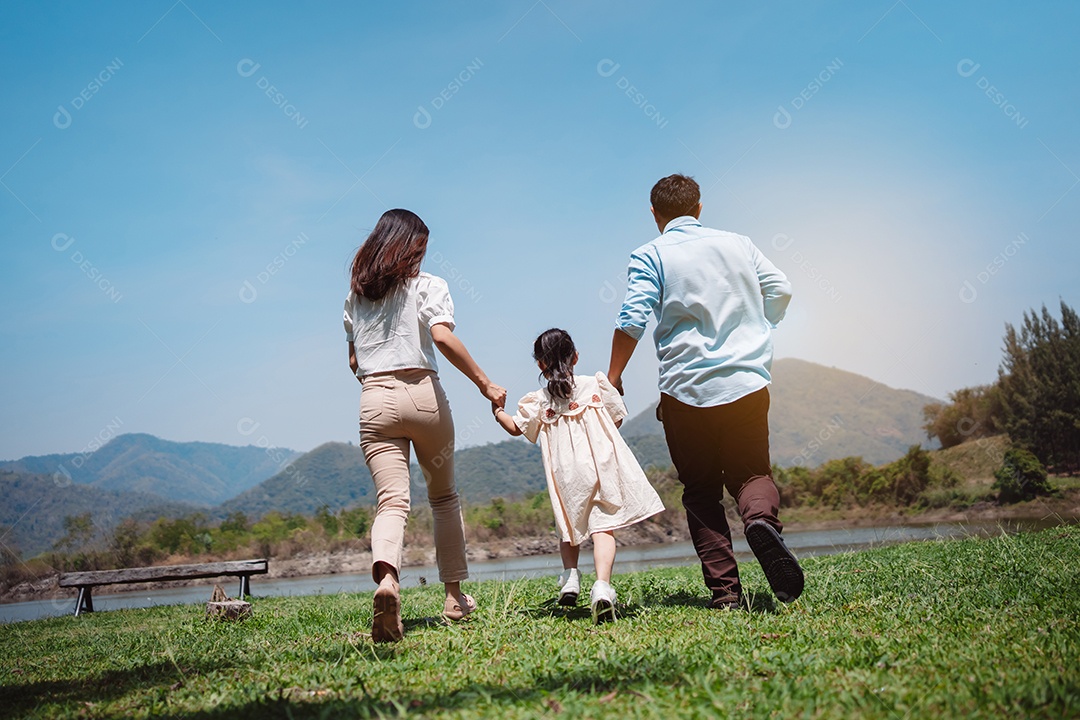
(359, 369, 468, 583)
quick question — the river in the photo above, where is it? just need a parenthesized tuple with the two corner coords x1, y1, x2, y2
(0, 518, 1064, 624)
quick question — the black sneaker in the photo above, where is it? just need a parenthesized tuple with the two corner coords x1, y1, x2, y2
(745, 520, 804, 603)
(710, 594, 745, 611)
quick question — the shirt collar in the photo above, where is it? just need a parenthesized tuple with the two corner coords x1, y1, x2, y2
(663, 215, 702, 233)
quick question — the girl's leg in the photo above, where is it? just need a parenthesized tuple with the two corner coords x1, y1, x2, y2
(560, 541, 580, 571)
(557, 541, 582, 605)
(591, 531, 616, 584)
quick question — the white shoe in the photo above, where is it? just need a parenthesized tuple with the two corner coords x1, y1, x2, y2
(590, 580, 617, 624)
(558, 568, 581, 606)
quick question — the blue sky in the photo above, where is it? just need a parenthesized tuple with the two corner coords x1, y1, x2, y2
(1, 1, 1077, 460)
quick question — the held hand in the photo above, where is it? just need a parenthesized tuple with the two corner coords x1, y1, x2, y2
(609, 375, 625, 396)
(483, 382, 507, 408)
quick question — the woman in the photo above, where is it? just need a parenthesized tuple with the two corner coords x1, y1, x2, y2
(344, 208, 505, 643)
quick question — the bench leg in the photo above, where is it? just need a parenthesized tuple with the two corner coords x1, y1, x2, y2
(238, 575, 250, 599)
(74, 587, 94, 616)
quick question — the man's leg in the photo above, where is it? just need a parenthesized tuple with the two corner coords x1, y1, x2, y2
(660, 394, 742, 602)
(717, 387, 781, 531)
(718, 387, 803, 602)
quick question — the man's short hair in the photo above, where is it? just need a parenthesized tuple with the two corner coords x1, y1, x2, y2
(650, 174, 700, 221)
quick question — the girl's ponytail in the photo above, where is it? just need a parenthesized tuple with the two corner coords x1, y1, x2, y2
(533, 328, 576, 401)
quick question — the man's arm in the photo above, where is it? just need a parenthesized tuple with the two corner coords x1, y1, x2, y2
(606, 329, 639, 396)
(750, 241, 792, 327)
(609, 247, 661, 394)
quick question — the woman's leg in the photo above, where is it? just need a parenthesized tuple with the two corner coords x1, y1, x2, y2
(406, 373, 470, 610)
(359, 379, 411, 584)
(359, 377, 409, 641)
(591, 531, 616, 584)
(362, 433, 412, 582)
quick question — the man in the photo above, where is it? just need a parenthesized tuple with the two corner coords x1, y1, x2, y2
(607, 174, 804, 609)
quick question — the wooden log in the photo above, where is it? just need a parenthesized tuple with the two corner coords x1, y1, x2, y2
(209, 584, 228, 603)
(206, 599, 252, 620)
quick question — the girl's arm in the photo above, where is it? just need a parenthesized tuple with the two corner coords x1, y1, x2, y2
(430, 322, 507, 406)
(493, 404, 523, 436)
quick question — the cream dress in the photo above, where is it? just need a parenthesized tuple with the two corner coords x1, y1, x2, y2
(513, 372, 665, 546)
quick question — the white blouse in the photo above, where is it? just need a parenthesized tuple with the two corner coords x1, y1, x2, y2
(343, 272, 455, 378)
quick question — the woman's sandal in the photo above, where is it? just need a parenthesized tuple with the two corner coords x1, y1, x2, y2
(372, 577, 404, 643)
(442, 593, 476, 622)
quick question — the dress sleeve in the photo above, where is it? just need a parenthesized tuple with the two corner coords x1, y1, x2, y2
(417, 275, 456, 331)
(343, 293, 355, 342)
(512, 393, 543, 444)
(595, 372, 628, 424)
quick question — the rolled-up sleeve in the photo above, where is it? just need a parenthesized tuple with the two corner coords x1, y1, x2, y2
(750, 242, 792, 327)
(418, 275, 456, 330)
(343, 294, 355, 342)
(616, 248, 662, 340)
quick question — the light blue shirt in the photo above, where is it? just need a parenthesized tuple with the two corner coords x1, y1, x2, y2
(616, 216, 792, 407)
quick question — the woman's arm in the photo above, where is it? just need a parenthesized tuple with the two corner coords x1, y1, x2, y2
(347, 341, 359, 379)
(430, 322, 507, 406)
(493, 404, 523, 436)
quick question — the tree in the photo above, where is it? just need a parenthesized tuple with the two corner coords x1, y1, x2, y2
(109, 519, 142, 567)
(0, 527, 20, 567)
(315, 505, 339, 537)
(998, 300, 1080, 472)
(922, 384, 1003, 448)
(993, 448, 1052, 503)
(54, 512, 95, 552)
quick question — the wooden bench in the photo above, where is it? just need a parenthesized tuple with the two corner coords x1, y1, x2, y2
(58, 558, 268, 616)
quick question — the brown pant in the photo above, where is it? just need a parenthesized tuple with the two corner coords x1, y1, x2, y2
(359, 369, 468, 583)
(660, 387, 782, 600)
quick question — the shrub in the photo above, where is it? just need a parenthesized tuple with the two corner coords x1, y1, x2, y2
(993, 448, 1052, 503)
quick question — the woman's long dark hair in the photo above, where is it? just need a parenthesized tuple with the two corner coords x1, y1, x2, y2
(533, 328, 576, 401)
(350, 209, 429, 301)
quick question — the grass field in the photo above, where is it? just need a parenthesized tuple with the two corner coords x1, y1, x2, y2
(1, 525, 1078, 719)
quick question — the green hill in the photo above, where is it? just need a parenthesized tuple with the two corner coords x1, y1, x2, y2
(217, 442, 375, 519)
(0, 470, 200, 558)
(620, 358, 939, 467)
(0, 433, 300, 505)
(450, 440, 545, 502)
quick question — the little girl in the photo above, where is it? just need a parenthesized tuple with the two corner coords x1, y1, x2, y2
(493, 328, 665, 623)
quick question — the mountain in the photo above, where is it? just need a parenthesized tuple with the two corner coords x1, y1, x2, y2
(223, 359, 939, 518)
(0, 433, 300, 506)
(0, 470, 201, 558)
(217, 439, 550, 519)
(2, 360, 938, 531)
(621, 358, 939, 467)
(217, 442, 375, 519)
(767, 358, 939, 465)
(451, 440, 545, 501)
